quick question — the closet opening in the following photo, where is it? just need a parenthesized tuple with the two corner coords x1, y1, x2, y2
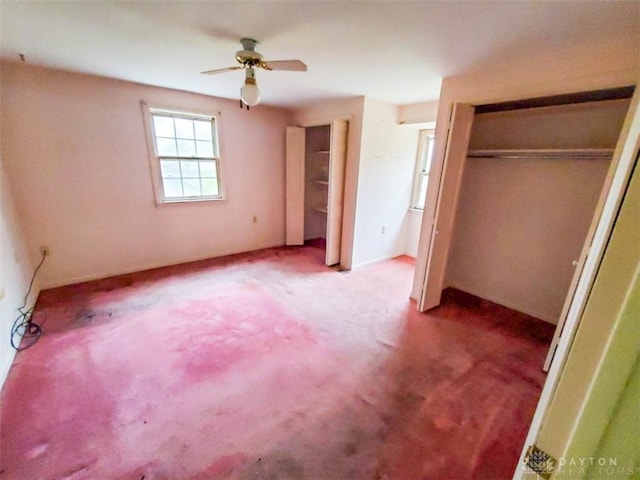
(303, 125, 331, 253)
(285, 121, 349, 268)
(445, 95, 632, 370)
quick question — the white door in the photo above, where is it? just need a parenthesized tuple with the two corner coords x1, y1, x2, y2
(285, 127, 305, 246)
(514, 88, 640, 479)
(325, 120, 348, 266)
(543, 202, 604, 371)
(542, 127, 631, 371)
(418, 103, 475, 311)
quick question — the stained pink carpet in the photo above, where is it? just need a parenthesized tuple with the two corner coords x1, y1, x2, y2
(0, 244, 553, 479)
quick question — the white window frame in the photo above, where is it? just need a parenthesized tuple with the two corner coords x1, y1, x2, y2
(142, 102, 224, 204)
(411, 129, 435, 210)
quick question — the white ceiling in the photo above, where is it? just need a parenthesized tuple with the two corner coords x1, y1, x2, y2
(1, 1, 638, 108)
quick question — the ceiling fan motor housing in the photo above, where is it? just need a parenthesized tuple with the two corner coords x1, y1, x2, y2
(236, 38, 263, 67)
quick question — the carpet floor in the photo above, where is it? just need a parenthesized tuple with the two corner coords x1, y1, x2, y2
(0, 243, 554, 479)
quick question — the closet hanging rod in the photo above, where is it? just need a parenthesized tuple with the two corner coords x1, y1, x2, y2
(467, 148, 614, 160)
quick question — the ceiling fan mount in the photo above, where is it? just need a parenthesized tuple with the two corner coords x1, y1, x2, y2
(201, 37, 307, 108)
(235, 38, 264, 68)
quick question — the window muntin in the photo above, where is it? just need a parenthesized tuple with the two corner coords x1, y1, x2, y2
(149, 109, 222, 202)
(412, 129, 435, 210)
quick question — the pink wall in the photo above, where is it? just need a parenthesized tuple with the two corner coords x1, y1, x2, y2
(1, 62, 292, 287)
(0, 153, 35, 387)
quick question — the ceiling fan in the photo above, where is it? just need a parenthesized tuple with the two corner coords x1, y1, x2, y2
(202, 38, 307, 109)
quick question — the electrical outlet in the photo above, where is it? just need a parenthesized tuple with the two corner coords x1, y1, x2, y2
(381, 226, 386, 234)
(39, 245, 50, 257)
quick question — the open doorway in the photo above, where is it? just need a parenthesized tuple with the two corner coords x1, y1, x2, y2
(285, 121, 348, 267)
(448, 98, 631, 367)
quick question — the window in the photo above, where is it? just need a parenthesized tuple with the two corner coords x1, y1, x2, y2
(146, 108, 222, 203)
(411, 129, 435, 209)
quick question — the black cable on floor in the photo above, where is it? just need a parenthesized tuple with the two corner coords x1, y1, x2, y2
(10, 251, 47, 352)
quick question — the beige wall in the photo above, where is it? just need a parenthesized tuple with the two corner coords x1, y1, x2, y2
(1, 62, 292, 288)
(446, 100, 628, 323)
(398, 100, 439, 126)
(351, 97, 418, 267)
(447, 157, 610, 323)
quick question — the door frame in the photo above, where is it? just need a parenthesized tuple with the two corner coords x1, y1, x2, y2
(286, 118, 352, 269)
(325, 120, 348, 266)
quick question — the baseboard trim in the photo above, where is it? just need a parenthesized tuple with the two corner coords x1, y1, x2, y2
(41, 241, 286, 289)
(446, 282, 558, 325)
(352, 251, 406, 270)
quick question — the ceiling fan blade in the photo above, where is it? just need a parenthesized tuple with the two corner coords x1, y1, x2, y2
(201, 66, 243, 75)
(261, 59, 307, 72)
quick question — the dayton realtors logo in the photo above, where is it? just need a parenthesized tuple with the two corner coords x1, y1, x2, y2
(556, 457, 639, 477)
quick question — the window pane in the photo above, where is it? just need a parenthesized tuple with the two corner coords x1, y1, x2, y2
(199, 161, 216, 177)
(160, 160, 180, 178)
(418, 173, 428, 208)
(177, 139, 196, 157)
(201, 178, 219, 196)
(151, 111, 220, 202)
(424, 137, 435, 173)
(174, 118, 194, 139)
(196, 140, 214, 157)
(182, 178, 201, 196)
(153, 116, 174, 138)
(163, 179, 183, 198)
(181, 160, 199, 178)
(194, 120, 212, 141)
(157, 138, 177, 156)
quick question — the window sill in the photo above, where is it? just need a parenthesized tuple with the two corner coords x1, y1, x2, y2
(156, 196, 225, 206)
(408, 207, 424, 213)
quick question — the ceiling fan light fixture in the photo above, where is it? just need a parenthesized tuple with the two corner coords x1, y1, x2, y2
(240, 68, 261, 107)
(201, 37, 306, 108)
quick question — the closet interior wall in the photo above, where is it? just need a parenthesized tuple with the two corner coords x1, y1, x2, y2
(304, 125, 330, 241)
(445, 99, 630, 324)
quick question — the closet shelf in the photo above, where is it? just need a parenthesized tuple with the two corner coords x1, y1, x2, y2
(314, 207, 328, 214)
(315, 180, 329, 186)
(467, 148, 614, 160)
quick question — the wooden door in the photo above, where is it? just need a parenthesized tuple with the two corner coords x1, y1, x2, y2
(285, 127, 305, 246)
(325, 120, 348, 266)
(418, 104, 475, 311)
